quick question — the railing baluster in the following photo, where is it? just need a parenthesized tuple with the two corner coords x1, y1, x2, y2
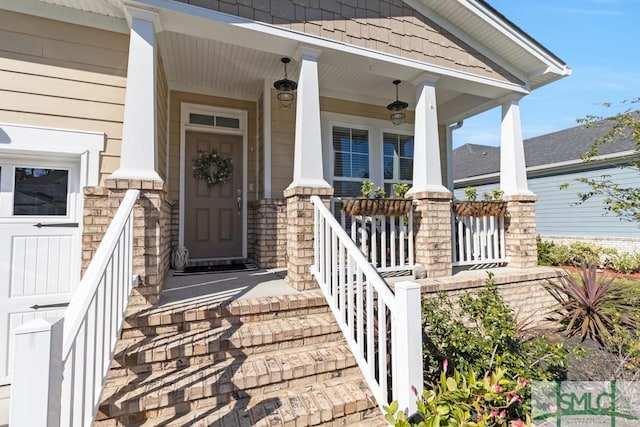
(366, 278, 375, 380)
(356, 262, 364, 359)
(377, 293, 387, 403)
(452, 210, 509, 267)
(390, 215, 396, 268)
(371, 216, 378, 267)
(408, 210, 414, 267)
(380, 215, 387, 270)
(347, 247, 354, 341)
(332, 230, 338, 308)
(399, 215, 406, 267)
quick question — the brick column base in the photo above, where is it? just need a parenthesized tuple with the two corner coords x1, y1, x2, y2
(248, 199, 288, 269)
(504, 195, 538, 268)
(83, 178, 172, 306)
(284, 186, 333, 291)
(412, 191, 453, 278)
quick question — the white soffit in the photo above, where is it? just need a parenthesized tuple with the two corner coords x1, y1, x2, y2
(410, 0, 570, 87)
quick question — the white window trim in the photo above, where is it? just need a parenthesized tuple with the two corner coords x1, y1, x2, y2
(0, 158, 79, 220)
(0, 123, 104, 188)
(321, 112, 413, 195)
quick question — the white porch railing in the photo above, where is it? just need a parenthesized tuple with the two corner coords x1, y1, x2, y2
(11, 189, 140, 427)
(312, 196, 422, 415)
(452, 214, 507, 266)
(330, 198, 415, 273)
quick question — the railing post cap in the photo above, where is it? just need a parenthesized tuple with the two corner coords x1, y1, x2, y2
(395, 280, 422, 291)
(13, 317, 64, 335)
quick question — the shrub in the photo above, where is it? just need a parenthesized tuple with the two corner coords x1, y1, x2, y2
(384, 364, 531, 426)
(536, 236, 556, 266)
(422, 273, 571, 383)
(544, 265, 640, 345)
(610, 252, 640, 274)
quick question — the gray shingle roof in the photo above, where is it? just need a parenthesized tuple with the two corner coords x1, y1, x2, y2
(453, 119, 635, 180)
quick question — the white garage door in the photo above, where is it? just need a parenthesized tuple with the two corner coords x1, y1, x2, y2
(0, 155, 81, 384)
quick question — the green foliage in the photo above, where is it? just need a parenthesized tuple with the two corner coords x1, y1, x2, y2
(393, 183, 411, 198)
(536, 238, 640, 273)
(492, 189, 505, 201)
(361, 179, 375, 198)
(422, 273, 571, 383)
(573, 99, 640, 224)
(464, 187, 478, 201)
(536, 236, 556, 266)
(544, 265, 640, 345)
(374, 186, 387, 199)
(609, 252, 640, 274)
(383, 365, 531, 426)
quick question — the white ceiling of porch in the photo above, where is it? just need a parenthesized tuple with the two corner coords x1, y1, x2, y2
(159, 31, 460, 109)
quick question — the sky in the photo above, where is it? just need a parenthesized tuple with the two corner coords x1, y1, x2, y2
(453, 0, 640, 148)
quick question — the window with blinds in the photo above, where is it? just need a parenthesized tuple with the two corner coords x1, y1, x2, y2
(332, 126, 369, 197)
(383, 132, 414, 195)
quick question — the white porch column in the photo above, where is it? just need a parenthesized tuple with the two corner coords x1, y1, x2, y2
(500, 96, 533, 196)
(407, 75, 449, 195)
(111, 7, 162, 181)
(287, 46, 331, 190)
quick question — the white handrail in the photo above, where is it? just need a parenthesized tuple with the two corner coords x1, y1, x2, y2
(61, 189, 139, 426)
(11, 189, 140, 427)
(63, 189, 139, 354)
(311, 196, 422, 415)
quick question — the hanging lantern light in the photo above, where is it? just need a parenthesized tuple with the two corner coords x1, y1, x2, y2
(273, 57, 297, 108)
(387, 80, 409, 126)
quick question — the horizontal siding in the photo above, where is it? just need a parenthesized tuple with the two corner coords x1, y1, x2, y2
(0, 10, 129, 183)
(454, 166, 639, 239)
(531, 168, 639, 238)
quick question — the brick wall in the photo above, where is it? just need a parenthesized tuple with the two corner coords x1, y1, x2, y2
(82, 179, 172, 306)
(418, 267, 561, 326)
(412, 191, 453, 277)
(504, 195, 538, 268)
(284, 186, 333, 290)
(248, 199, 288, 268)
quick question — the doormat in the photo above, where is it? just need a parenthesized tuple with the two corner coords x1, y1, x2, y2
(173, 263, 258, 276)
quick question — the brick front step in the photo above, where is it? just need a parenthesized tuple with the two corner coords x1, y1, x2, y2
(108, 312, 342, 379)
(95, 376, 378, 427)
(99, 341, 359, 418)
(122, 291, 329, 338)
(96, 291, 387, 426)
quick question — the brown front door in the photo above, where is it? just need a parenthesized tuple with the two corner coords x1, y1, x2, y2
(185, 131, 243, 259)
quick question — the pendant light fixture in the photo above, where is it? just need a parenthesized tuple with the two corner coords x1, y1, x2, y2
(273, 57, 297, 108)
(387, 80, 408, 126)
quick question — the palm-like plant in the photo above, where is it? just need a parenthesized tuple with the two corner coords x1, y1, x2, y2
(545, 265, 639, 345)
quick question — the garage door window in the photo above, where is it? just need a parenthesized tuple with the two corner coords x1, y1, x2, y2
(13, 168, 69, 216)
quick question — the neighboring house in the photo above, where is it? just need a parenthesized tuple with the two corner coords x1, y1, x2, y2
(0, 0, 570, 423)
(453, 122, 640, 252)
